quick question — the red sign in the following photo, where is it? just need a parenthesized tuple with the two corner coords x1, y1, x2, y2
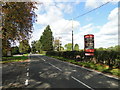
(85, 34, 94, 38)
(85, 49, 94, 52)
(84, 34, 94, 56)
(85, 53, 94, 56)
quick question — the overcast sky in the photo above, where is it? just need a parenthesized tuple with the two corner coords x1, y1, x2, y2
(30, 0, 119, 49)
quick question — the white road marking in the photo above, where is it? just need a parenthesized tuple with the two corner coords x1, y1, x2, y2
(41, 58, 46, 61)
(25, 79, 29, 85)
(27, 68, 29, 71)
(51, 58, 119, 80)
(71, 76, 94, 90)
(27, 72, 29, 77)
(49, 63, 62, 71)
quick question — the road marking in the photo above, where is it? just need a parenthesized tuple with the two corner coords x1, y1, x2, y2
(25, 79, 29, 85)
(27, 72, 29, 77)
(51, 57, 119, 80)
(41, 58, 46, 61)
(49, 63, 62, 71)
(27, 68, 29, 71)
(71, 76, 94, 90)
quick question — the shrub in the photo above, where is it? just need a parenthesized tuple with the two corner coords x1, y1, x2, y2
(46, 50, 120, 68)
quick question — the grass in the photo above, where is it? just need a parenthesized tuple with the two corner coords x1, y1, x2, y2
(1, 56, 28, 63)
(47, 55, 120, 78)
(23, 54, 29, 56)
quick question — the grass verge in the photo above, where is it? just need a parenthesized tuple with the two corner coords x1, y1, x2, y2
(47, 55, 120, 78)
(1, 55, 29, 63)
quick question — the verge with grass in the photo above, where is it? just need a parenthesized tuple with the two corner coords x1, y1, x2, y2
(46, 55, 120, 78)
(2, 55, 29, 63)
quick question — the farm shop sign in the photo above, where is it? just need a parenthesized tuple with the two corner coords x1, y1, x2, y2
(84, 34, 94, 56)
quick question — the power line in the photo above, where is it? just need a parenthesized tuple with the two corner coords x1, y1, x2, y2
(73, 0, 113, 20)
(60, 0, 113, 31)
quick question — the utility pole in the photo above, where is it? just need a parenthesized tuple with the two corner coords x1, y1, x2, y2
(72, 19, 74, 51)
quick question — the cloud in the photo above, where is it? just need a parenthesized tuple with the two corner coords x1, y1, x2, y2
(31, 1, 80, 46)
(30, 1, 118, 49)
(85, 0, 119, 9)
(73, 7, 118, 49)
(94, 7, 118, 48)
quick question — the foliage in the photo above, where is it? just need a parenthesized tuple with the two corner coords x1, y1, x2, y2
(54, 39, 60, 51)
(46, 55, 120, 77)
(31, 40, 37, 53)
(64, 43, 72, 51)
(11, 46, 19, 55)
(46, 50, 84, 59)
(96, 45, 120, 51)
(40, 25, 53, 51)
(19, 40, 31, 54)
(2, 2, 37, 56)
(46, 50, 120, 68)
(35, 40, 42, 53)
(74, 44, 79, 51)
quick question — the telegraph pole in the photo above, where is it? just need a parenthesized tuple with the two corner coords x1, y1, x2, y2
(72, 19, 74, 51)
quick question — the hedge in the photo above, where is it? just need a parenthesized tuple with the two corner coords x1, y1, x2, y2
(46, 50, 120, 68)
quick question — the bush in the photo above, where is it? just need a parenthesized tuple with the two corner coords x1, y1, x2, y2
(46, 50, 120, 68)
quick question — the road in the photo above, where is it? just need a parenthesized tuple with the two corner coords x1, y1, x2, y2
(2, 54, 120, 89)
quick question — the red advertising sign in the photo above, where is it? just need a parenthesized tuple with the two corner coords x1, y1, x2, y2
(85, 49, 94, 52)
(85, 53, 94, 56)
(84, 34, 94, 56)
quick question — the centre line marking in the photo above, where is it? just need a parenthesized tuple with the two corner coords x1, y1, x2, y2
(25, 79, 29, 85)
(49, 63, 62, 71)
(27, 68, 29, 71)
(71, 76, 94, 90)
(27, 72, 29, 77)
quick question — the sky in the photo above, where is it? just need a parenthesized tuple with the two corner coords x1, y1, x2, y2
(30, 0, 119, 49)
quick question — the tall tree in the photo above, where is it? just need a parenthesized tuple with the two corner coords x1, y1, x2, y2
(19, 40, 31, 54)
(2, 2, 37, 56)
(35, 40, 41, 53)
(40, 25, 53, 51)
(74, 44, 79, 51)
(64, 43, 72, 51)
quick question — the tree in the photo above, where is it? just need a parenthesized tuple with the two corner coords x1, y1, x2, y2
(35, 40, 41, 53)
(2, 2, 37, 56)
(74, 44, 79, 51)
(40, 25, 53, 51)
(11, 46, 19, 55)
(19, 40, 31, 54)
(53, 37, 62, 51)
(60, 46, 64, 51)
(64, 43, 72, 51)
(97, 47, 104, 51)
(31, 40, 37, 53)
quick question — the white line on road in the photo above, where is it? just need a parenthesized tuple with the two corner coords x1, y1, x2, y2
(27, 68, 29, 71)
(71, 76, 94, 90)
(27, 72, 29, 77)
(51, 58, 119, 80)
(41, 58, 46, 61)
(49, 63, 62, 71)
(25, 79, 29, 85)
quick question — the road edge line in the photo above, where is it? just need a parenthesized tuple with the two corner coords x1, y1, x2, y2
(71, 76, 94, 90)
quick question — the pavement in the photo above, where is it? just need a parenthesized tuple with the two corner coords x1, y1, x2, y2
(2, 54, 120, 89)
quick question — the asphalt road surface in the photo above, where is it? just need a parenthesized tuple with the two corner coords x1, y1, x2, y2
(2, 54, 120, 89)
